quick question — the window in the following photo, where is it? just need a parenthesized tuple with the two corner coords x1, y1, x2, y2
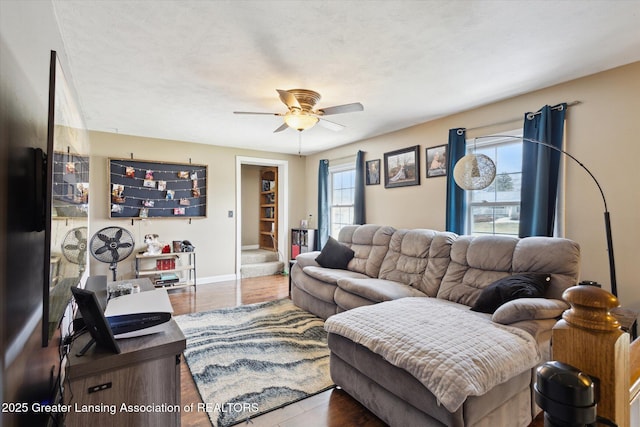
(466, 133, 523, 236)
(329, 164, 355, 238)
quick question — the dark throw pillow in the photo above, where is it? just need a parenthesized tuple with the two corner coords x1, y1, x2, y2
(470, 273, 551, 314)
(315, 236, 355, 270)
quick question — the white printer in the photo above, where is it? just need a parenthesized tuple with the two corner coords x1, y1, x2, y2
(104, 289, 173, 338)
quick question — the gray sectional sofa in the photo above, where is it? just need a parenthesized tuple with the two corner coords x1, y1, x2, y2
(290, 224, 581, 427)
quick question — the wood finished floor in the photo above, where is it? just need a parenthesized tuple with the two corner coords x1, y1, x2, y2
(168, 274, 543, 427)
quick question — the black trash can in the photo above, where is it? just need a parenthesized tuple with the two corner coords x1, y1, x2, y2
(534, 361, 597, 427)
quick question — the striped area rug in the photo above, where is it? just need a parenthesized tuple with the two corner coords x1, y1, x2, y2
(174, 299, 333, 427)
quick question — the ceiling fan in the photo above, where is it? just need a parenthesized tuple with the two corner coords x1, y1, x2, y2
(234, 89, 363, 133)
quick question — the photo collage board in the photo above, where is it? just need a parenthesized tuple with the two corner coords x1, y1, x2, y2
(109, 158, 207, 218)
(52, 151, 89, 217)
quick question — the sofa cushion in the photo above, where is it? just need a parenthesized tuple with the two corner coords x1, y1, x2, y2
(419, 232, 457, 296)
(291, 264, 339, 304)
(470, 273, 551, 314)
(303, 266, 369, 285)
(511, 237, 580, 300)
(339, 224, 395, 277)
(336, 224, 359, 244)
(337, 277, 428, 303)
(334, 288, 378, 312)
(378, 229, 434, 288)
(437, 235, 518, 306)
(315, 236, 355, 269)
(376, 229, 456, 297)
(437, 235, 581, 307)
(492, 298, 568, 325)
(324, 297, 541, 413)
(294, 251, 321, 269)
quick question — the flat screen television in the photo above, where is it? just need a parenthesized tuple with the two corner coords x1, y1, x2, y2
(44, 50, 91, 346)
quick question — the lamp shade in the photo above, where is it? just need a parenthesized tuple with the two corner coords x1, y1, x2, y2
(284, 111, 318, 131)
(453, 153, 496, 190)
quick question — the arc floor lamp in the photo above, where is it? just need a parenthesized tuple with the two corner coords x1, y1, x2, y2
(453, 136, 617, 297)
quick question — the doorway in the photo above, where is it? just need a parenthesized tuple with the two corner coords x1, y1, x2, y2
(235, 156, 288, 279)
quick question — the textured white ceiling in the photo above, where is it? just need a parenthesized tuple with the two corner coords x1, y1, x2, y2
(52, 0, 640, 155)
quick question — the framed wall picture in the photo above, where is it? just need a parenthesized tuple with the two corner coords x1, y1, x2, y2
(383, 145, 420, 188)
(365, 159, 380, 185)
(426, 144, 448, 178)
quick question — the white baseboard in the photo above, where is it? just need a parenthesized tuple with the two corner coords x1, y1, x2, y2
(241, 245, 259, 250)
(197, 274, 237, 284)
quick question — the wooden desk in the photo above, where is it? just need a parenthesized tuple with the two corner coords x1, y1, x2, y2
(64, 279, 186, 427)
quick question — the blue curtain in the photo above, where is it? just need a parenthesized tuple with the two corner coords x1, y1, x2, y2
(519, 103, 567, 237)
(354, 150, 365, 225)
(445, 128, 466, 234)
(317, 159, 330, 249)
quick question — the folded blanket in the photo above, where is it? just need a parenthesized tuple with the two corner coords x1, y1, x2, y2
(324, 297, 541, 412)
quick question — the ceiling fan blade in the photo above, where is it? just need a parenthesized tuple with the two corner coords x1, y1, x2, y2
(317, 102, 364, 116)
(233, 111, 281, 116)
(318, 118, 345, 132)
(277, 89, 301, 110)
(273, 123, 289, 133)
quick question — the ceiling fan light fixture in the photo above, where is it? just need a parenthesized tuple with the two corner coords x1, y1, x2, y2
(234, 88, 362, 134)
(284, 111, 318, 131)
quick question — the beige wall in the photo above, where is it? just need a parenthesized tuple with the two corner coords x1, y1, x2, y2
(89, 132, 307, 282)
(305, 62, 640, 310)
(88, 63, 639, 309)
(241, 165, 260, 247)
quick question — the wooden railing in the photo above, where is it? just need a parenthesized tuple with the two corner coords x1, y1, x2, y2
(630, 338, 640, 425)
(552, 285, 630, 427)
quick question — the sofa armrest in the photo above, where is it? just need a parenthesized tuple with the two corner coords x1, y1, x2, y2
(294, 251, 322, 269)
(492, 298, 569, 325)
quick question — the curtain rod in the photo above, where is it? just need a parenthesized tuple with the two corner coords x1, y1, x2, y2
(329, 154, 357, 163)
(462, 101, 580, 133)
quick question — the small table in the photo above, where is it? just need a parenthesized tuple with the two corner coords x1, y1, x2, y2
(65, 277, 186, 427)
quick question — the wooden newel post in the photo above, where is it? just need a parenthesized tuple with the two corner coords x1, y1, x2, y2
(552, 285, 629, 427)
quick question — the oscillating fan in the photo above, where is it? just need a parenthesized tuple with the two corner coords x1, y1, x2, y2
(61, 226, 88, 275)
(89, 226, 135, 281)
